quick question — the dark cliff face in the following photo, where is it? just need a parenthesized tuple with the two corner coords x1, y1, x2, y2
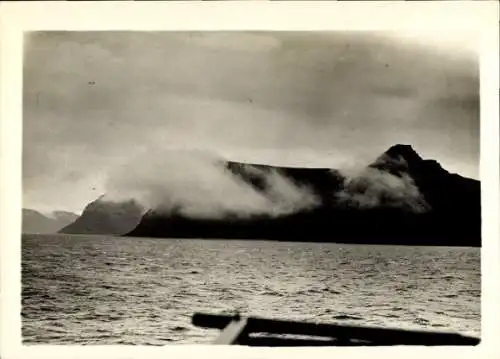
(22, 209, 79, 234)
(225, 161, 343, 209)
(59, 197, 144, 235)
(124, 144, 480, 246)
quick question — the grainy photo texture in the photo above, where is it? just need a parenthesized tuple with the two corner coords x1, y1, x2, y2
(22, 31, 480, 346)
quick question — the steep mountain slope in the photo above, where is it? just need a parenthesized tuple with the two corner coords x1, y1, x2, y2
(59, 196, 144, 235)
(125, 145, 480, 247)
(22, 209, 78, 234)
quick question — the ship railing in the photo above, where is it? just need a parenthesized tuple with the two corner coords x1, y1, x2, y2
(191, 312, 480, 346)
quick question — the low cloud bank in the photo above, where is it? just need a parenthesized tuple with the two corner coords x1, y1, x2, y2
(104, 149, 319, 219)
(104, 149, 430, 219)
(335, 154, 430, 213)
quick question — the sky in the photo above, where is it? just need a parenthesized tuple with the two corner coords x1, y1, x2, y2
(23, 31, 480, 214)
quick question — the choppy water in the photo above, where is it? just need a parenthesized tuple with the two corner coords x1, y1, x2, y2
(22, 234, 480, 345)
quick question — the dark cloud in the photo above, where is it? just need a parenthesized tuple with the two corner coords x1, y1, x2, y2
(369, 86, 419, 99)
(433, 94, 480, 113)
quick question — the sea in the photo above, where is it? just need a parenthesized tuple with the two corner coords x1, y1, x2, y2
(21, 234, 480, 345)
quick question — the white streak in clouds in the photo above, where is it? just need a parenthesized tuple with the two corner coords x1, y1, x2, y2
(242, 166, 319, 215)
(104, 149, 319, 219)
(104, 147, 429, 219)
(335, 156, 430, 213)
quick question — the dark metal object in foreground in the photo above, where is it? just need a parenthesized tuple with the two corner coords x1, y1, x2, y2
(192, 313, 480, 346)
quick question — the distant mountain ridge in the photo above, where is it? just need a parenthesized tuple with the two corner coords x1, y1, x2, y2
(22, 209, 78, 234)
(125, 145, 480, 247)
(59, 196, 144, 235)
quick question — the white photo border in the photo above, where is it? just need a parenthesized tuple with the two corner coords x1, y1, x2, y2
(1, 2, 498, 359)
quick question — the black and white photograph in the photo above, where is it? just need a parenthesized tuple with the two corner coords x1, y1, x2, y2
(19, 29, 483, 346)
(1, 2, 498, 355)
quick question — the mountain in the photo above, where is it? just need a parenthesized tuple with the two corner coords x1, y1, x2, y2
(125, 144, 480, 247)
(59, 196, 144, 235)
(22, 209, 78, 234)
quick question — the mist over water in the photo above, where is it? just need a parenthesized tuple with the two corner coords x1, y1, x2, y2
(22, 234, 480, 345)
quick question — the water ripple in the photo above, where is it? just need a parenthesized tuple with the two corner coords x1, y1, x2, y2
(22, 234, 480, 344)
